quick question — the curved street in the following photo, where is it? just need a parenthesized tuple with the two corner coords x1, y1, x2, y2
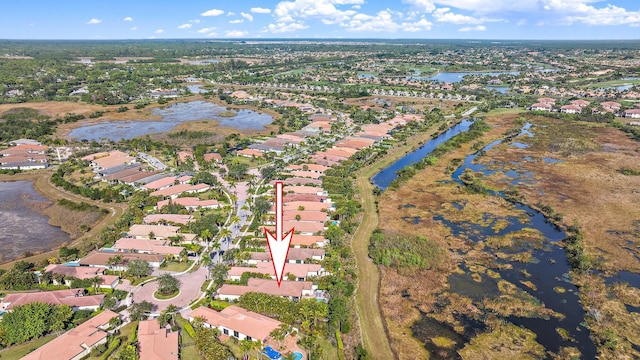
(131, 267, 208, 312)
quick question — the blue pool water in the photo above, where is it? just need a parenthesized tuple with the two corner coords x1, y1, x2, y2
(292, 351, 303, 360)
(263, 346, 281, 360)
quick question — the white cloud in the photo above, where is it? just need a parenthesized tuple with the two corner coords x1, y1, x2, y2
(241, 12, 254, 22)
(123, 17, 133, 22)
(130, 26, 137, 31)
(86, 18, 102, 25)
(190, 19, 201, 24)
(201, 9, 224, 16)
(178, 23, 192, 29)
(251, 7, 272, 14)
(206, 32, 219, 37)
(433, 7, 484, 24)
(344, 9, 432, 32)
(274, 0, 357, 25)
(459, 25, 486, 31)
(230, 19, 244, 24)
(227, 12, 235, 16)
(267, 22, 309, 33)
(155, 29, 164, 34)
(198, 27, 217, 33)
(226, 30, 249, 37)
(402, 0, 436, 13)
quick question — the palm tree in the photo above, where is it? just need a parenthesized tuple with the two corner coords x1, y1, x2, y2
(200, 228, 213, 244)
(107, 254, 124, 276)
(219, 228, 233, 245)
(240, 338, 253, 359)
(91, 276, 103, 294)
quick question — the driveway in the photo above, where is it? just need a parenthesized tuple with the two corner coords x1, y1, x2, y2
(132, 266, 208, 312)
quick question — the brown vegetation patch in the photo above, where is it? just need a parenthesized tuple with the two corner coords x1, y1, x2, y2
(458, 323, 546, 360)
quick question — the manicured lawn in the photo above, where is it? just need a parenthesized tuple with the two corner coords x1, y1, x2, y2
(129, 275, 154, 286)
(316, 338, 339, 360)
(584, 78, 640, 88)
(0, 334, 57, 360)
(162, 260, 193, 272)
(176, 315, 202, 360)
(85, 321, 139, 359)
(154, 289, 180, 300)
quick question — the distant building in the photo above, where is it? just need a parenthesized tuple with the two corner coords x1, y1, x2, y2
(189, 306, 284, 343)
(530, 103, 553, 112)
(560, 105, 582, 114)
(0, 288, 104, 312)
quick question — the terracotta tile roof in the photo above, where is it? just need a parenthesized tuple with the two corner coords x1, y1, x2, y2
(189, 305, 282, 342)
(229, 262, 322, 279)
(289, 171, 323, 179)
(91, 150, 135, 170)
(283, 211, 328, 222)
(157, 197, 219, 209)
(113, 238, 184, 255)
(138, 319, 179, 360)
(78, 251, 165, 267)
(203, 153, 223, 162)
(249, 248, 324, 262)
(1, 288, 104, 310)
(283, 193, 327, 203)
(21, 310, 118, 360)
(217, 279, 312, 299)
(149, 183, 209, 198)
(143, 176, 177, 190)
(144, 214, 194, 225)
(128, 224, 181, 239)
(44, 264, 118, 286)
(282, 201, 332, 212)
(238, 149, 264, 157)
(291, 235, 327, 247)
(281, 178, 323, 186)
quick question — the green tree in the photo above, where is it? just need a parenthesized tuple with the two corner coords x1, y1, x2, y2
(107, 254, 125, 276)
(114, 344, 139, 360)
(194, 326, 232, 360)
(228, 162, 249, 180)
(48, 304, 73, 335)
(210, 263, 229, 288)
(127, 259, 151, 278)
(129, 301, 153, 321)
(157, 273, 179, 295)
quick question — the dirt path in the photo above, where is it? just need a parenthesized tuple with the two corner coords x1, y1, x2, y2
(0, 170, 127, 269)
(352, 119, 459, 359)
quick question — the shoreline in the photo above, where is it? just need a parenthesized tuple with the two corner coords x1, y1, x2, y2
(0, 170, 126, 269)
(55, 94, 282, 140)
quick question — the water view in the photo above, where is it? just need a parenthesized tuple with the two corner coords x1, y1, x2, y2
(68, 100, 274, 141)
(373, 122, 600, 357)
(0, 181, 70, 262)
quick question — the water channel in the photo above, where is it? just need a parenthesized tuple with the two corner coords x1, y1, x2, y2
(372, 121, 599, 357)
(68, 100, 274, 141)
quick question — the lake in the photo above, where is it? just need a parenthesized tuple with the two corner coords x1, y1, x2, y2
(0, 181, 70, 262)
(68, 100, 274, 141)
(410, 71, 520, 83)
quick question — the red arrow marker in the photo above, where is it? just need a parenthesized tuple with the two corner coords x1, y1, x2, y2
(264, 181, 294, 287)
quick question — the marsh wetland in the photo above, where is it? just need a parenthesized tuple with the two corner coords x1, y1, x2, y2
(374, 110, 640, 359)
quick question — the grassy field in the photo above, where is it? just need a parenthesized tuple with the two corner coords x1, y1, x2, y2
(352, 119, 456, 359)
(0, 170, 127, 269)
(162, 260, 193, 272)
(0, 334, 57, 360)
(584, 78, 640, 88)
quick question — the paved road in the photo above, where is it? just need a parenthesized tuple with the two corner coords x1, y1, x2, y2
(132, 267, 208, 312)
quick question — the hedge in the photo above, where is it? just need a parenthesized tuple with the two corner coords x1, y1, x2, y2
(101, 338, 121, 360)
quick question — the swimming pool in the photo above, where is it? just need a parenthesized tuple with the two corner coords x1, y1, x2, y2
(262, 346, 281, 360)
(293, 351, 303, 360)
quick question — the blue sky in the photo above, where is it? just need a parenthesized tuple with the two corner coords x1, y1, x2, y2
(1, 0, 639, 40)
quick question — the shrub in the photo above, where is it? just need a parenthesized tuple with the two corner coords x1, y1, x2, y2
(101, 338, 121, 360)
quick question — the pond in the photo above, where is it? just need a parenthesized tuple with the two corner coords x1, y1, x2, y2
(0, 181, 70, 262)
(68, 100, 274, 141)
(409, 71, 520, 83)
(374, 122, 599, 357)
